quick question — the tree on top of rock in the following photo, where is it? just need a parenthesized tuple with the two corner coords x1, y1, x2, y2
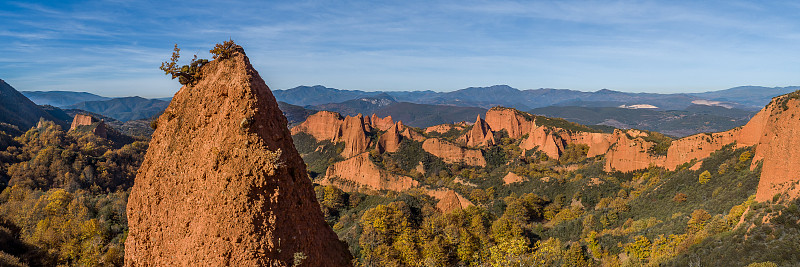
(159, 40, 240, 86)
(210, 39, 238, 60)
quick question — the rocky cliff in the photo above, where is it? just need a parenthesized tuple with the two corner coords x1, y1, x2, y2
(425, 123, 466, 134)
(426, 189, 474, 213)
(750, 96, 800, 201)
(322, 152, 418, 192)
(459, 115, 495, 147)
(70, 114, 94, 130)
(422, 138, 486, 166)
(371, 113, 395, 131)
(125, 46, 352, 266)
(377, 121, 402, 153)
(485, 107, 536, 139)
(68, 114, 109, 138)
(603, 130, 666, 172)
(290, 111, 371, 158)
(520, 127, 566, 159)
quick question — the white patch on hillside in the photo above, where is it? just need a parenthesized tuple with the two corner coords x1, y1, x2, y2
(692, 100, 733, 109)
(619, 104, 658, 109)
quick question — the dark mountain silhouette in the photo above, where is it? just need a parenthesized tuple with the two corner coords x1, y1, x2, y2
(0, 79, 68, 134)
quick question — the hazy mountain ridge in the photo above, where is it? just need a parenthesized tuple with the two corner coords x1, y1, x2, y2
(273, 84, 775, 111)
(690, 86, 800, 109)
(531, 105, 755, 137)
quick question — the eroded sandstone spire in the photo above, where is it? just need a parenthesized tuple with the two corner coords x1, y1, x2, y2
(125, 45, 352, 266)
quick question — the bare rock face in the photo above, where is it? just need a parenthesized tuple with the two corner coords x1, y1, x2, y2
(751, 98, 800, 201)
(378, 121, 402, 153)
(291, 111, 371, 158)
(426, 189, 474, 213)
(521, 127, 565, 159)
(125, 47, 352, 266)
(323, 152, 418, 192)
(69, 114, 94, 131)
(503, 172, 524, 185)
(435, 190, 466, 213)
(425, 123, 465, 134)
(485, 107, 536, 139)
(569, 132, 614, 158)
(459, 115, 495, 147)
(400, 124, 426, 142)
(290, 111, 343, 140)
(603, 130, 666, 173)
(68, 114, 109, 138)
(422, 138, 486, 166)
(370, 114, 395, 131)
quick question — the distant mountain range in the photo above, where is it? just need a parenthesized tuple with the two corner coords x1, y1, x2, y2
(14, 84, 799, 136)
(273, 85, 795, 111)
(531, 104, 755, 137)
(688, 86, 800, 108)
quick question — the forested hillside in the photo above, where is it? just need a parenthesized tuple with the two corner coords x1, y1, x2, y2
(0, 120, 146, 266)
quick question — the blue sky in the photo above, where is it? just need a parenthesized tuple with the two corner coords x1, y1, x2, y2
(1, 0, 799, 98)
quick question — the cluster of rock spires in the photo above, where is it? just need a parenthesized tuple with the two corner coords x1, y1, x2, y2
(294, 94, 800, 206)
(125, 46, 352, 265)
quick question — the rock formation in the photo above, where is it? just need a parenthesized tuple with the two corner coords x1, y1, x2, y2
(68, 114, 109, 138)
(370, 113, 395, 131)
(291, 111, 371, 158)
(459, 115, 495, 147)
(520, 127, 565, 159)
(377, 121, 402, 153)
(569, 132, 614, 158)
(425, 123, 465, 134)
(485, 107, 536, 139)
(125, 46, 352, 266)
(603, 130, 666, 173)
(749, 97, 800, 201)
(400, 125, 426, 141)
(503, 172, 524, 184)
(422, 138, 486, 166)
(70, 114, 94, 130)
(426, 189, 474, 213)
(323, 152, 418, 192)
